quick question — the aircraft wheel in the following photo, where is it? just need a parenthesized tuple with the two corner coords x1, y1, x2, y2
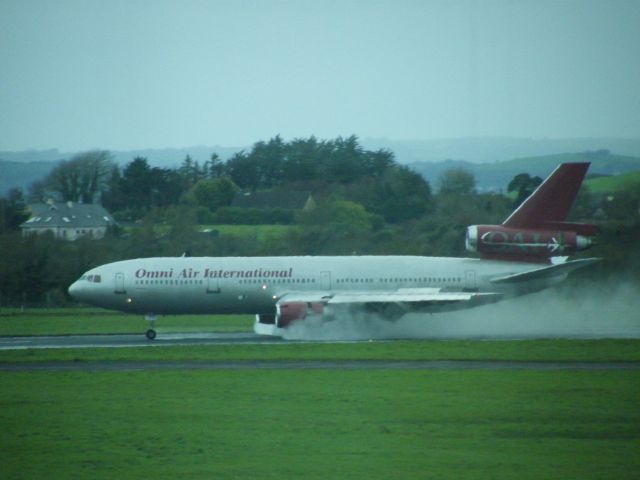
(146, 329, 157, 340)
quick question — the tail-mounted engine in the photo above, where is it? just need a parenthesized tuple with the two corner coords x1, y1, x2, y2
(466, 225, 595, 262)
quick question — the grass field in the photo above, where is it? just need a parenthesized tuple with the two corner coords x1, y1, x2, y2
(2, 369, 639, 479)
(2, 339, 640, 364)
(0, 308, 253, 336)
(2, 310, 639, 479)
(585, 171, 640, 193)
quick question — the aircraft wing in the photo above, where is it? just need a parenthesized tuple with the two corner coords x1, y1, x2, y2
(490, 258, 600, 284)
(279, 288, 502, 309)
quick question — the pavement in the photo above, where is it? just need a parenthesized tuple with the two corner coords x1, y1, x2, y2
(2, 332, 638, 372)
(0, 332, 283, 350)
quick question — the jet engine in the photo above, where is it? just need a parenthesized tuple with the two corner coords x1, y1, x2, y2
(276, 302, 324, 327)
(466, 225, 594, 260)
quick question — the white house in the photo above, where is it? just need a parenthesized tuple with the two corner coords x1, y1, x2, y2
(20, 201, 116, 241)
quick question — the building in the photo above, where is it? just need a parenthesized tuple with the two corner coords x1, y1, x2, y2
(230, 191, 316, 211)
(20, 201, 116, 240)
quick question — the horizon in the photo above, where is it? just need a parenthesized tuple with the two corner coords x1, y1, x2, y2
(2, 134, 640, 156)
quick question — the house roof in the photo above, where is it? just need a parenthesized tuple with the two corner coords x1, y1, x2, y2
(21, 202, 116, 229)
(231, 191, 312, 209)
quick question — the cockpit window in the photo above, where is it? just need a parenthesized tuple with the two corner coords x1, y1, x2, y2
(83, 274, 102, 283)
(93, 275, 101, 283)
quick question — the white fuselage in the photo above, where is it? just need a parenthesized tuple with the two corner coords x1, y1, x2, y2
(68, 255, 564, 315)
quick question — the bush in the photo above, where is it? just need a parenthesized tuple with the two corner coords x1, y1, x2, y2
(211, 207, 295, 225)
(195, 206, 216, 224)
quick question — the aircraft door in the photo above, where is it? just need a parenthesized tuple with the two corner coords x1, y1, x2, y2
(464, 270, 477, 291)
(320, 271, 331, 291)
(114, 272, 126, 294)
(206, 276, 221, 294)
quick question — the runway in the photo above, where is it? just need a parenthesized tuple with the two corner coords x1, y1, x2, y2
(2, 332, 639, 371)
(0, 332, 285, 350)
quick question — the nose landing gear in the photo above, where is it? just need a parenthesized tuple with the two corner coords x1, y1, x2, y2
(145, 314, 157, 340)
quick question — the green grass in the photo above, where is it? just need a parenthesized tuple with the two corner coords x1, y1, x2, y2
(584, 171, 640, 193)
(2, 309, 638, 479)
(0, 309, 253, 336)
(1, 369, 638, 479)
(0, 307, 108, 315)
(2, 339, 640, 363)
(121, 223, 292, 241)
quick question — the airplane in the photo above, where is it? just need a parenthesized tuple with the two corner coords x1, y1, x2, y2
(68, 162, 599, 340)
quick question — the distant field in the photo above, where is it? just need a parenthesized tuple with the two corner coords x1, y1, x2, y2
(121, 224, 292, 240)
(2, 369, 638, 479)
(584, 170, 640, 193)
(0, 308, 253, 336)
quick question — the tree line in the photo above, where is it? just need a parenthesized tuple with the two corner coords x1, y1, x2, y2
(19, 136, 433, 225)
(0, 135, 638, 306)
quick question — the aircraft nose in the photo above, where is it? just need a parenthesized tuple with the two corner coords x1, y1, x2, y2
(68, 281, 83, 300)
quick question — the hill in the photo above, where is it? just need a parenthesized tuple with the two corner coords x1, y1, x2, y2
(0, 145, 241, 166)
(0, 160, 58, 195)
(363, 137, 640, 164)
(584, 171, 640, 193)
(3, 144, 640, 196)
(410, 151, 640, 192)
(0, 145, 243, 195)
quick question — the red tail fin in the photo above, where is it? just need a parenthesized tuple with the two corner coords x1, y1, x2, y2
(466, 162, 598, 263)
(503, 163, 589, 228)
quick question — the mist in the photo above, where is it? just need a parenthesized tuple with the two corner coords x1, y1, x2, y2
(282, 282, 640, 341)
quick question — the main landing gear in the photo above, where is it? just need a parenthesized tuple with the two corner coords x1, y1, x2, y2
(145, 314, 157, 340)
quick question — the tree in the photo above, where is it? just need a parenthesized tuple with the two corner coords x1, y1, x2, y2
(325, 135, 367, 184)
(294, 200, 378, 254)
(44, 150, 113, 203)
(205, 153, 225, 179)
(281, 137, 323, 183)
(150, 168, 184, 208)
(438, 168, 476, 195)
(102, 159, 186, 217)
(27, 179, 47, 203)
(178, 155, 206, 188)
(120, 157, 154, 212)
(225, 151, 260, 191)
(299, 200, 374, 232)
(249, 136, 286, 188)
(101, 165, 126, 212)
(0, 188, 29, 233)
(370, 166, 433, 223)
(364, 148, 395, 177)
(508, 173, 543, 207)
(189, 177, 238, 211)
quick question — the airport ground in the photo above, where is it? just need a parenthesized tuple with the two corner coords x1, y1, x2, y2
(1, 309, 639, 479)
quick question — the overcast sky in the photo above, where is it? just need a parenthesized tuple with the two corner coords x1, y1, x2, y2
(1, 0, 639, 151)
